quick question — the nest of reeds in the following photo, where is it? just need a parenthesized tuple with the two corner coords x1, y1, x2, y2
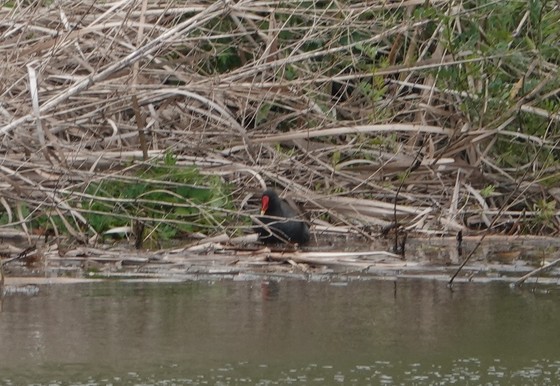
(1, 0, 559, 245)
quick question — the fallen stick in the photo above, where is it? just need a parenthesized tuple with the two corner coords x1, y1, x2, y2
(513, 256, 560, 286)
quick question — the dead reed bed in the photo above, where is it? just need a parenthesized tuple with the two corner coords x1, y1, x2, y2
(0, 0, 559, 248)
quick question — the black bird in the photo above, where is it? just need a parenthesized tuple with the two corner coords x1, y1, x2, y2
(257, 189, 310, 244)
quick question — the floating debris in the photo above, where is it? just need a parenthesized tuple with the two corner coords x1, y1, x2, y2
(2, 285, 40, 297)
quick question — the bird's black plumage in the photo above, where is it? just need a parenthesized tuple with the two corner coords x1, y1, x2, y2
(257, 189, 310, 244)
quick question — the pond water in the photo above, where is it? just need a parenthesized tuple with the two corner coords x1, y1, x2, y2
(1, 279, 559, 385)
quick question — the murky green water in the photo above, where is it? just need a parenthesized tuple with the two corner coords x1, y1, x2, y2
(1, 279, 559, 385)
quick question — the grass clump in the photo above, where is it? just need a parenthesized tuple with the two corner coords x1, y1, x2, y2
(83, 155, 233, 244)
(3, 155, 234, 246)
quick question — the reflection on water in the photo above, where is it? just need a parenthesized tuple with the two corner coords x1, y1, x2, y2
(1, 279, 560, 385)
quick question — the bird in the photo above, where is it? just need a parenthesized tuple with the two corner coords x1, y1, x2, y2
(257, 189, 310, 244)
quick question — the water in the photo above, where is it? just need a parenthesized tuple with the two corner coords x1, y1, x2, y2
(1, 279, 559, 385)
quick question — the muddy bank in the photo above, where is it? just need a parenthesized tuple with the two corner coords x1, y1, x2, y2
(2, 235, 560, 290)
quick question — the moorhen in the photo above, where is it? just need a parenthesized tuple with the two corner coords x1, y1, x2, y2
(257, 189, 310, 244)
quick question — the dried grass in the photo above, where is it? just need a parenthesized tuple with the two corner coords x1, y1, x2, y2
(1, 0, 559, 243)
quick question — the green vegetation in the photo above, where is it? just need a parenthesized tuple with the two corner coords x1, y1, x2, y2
(83, 155, 233, 243)
(0, 155, 233, 246)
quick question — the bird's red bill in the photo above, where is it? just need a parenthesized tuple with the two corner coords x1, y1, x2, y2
(261, 195, 269, 215)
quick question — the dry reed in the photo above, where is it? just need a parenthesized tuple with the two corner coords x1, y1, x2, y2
(0, 0, 559, 245)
